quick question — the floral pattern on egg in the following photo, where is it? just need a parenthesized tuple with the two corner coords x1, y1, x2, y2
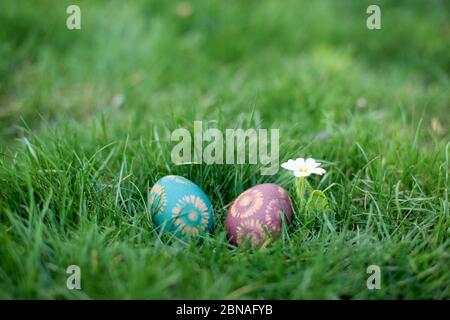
(226, 183, 293, 246)
(149, 183, 167, 215)
(230, 189, 264, 219)
(149, 175, 214, 239)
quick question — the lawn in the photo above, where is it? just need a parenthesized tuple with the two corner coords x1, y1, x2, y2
(0, 0, 449, 299)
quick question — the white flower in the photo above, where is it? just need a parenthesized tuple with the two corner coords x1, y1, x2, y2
(281, 157, 326, 177)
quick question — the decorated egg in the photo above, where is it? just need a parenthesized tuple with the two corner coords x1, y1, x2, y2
(149, 175, 214, 238)
(226, 183, 293, 246)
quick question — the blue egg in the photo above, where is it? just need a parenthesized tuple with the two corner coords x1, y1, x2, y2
(149, 175, 214, 238)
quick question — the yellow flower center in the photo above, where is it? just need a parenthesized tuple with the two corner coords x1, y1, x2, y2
(297, 166, 308, 174)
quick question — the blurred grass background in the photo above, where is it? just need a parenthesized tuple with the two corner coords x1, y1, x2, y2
(0, 0, 449, 299)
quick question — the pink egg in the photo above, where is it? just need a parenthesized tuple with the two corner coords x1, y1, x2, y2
(226, 183, 293, 246)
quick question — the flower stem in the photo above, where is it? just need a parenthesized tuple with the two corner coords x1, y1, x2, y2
(295, 177, 307, 213)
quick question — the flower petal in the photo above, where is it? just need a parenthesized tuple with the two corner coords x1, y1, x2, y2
(294, 158, 305, 167)
(281, 159, 297, 171)
(311, 167, 326, 175)
(305, 158, 320, 169)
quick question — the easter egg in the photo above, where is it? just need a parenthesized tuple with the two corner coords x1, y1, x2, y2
(149, 175, 214, 238)
(226, 183, 293, 246)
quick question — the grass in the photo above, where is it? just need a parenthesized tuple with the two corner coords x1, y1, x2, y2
(0, 0, 449, 299)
